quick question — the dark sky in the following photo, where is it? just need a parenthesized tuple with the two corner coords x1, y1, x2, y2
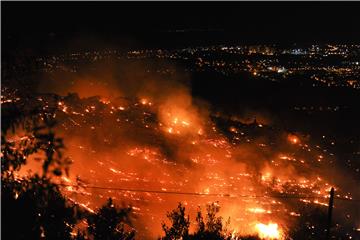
(2, 1, 360, 53)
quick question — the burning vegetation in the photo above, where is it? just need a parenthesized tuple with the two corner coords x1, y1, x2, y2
(2, 59, 360, 240)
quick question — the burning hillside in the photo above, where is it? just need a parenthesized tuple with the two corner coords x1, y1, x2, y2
(2, 80, 359, 239)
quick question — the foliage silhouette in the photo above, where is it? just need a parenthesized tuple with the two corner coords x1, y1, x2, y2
(87, 198, 135, 240)
(193, 202, 226, 240)
(1, 101, 134, 240)
(2, 176, 78, 240)
(162, 203, 190, 240)
(161, 202, 260, 240)
(1, 103, 79, 240)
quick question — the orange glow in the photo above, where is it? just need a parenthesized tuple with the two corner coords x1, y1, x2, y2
(247, 208, 271, 214)
(99, 98, 111, 105)
(7, 66, 355, 239)
(255, 223, 282, 239)
(288, 134, 300, 144)
(140, 98, 152, 106)
(140, 98, 148, 105)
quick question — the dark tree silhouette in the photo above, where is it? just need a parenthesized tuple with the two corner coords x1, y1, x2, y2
(1, 95, 136, 240)
(1, 102, 79, 240)
(162, 203, 190, 240)
(2, 176, 78, 240)
(193, 202, 227, 240)
(161, 203, 260, 240)
(204, 203, 223, 234)
(87, 198, 135, 240)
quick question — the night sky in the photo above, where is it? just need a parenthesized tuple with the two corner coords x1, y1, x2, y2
(2, 2, 360, 54)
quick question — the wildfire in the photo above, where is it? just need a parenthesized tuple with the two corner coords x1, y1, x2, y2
(161, 113, 197, 136)
(5, 86, 358, 239)
(247, 208, 271, 214)
(99, 98, 111, 105)
(140, 98, 152, 106)
(58, 101, 68, 113)
(288, 134, 300, 144)
(255, 223, 282, 239)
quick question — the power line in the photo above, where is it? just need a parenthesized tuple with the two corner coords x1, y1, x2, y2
(59, 184, 360, 202)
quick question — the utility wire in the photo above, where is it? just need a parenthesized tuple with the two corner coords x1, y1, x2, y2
(59, 184, 360, 202)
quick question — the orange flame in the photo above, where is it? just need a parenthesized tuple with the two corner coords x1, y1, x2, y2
(255, 222, 282, 239)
